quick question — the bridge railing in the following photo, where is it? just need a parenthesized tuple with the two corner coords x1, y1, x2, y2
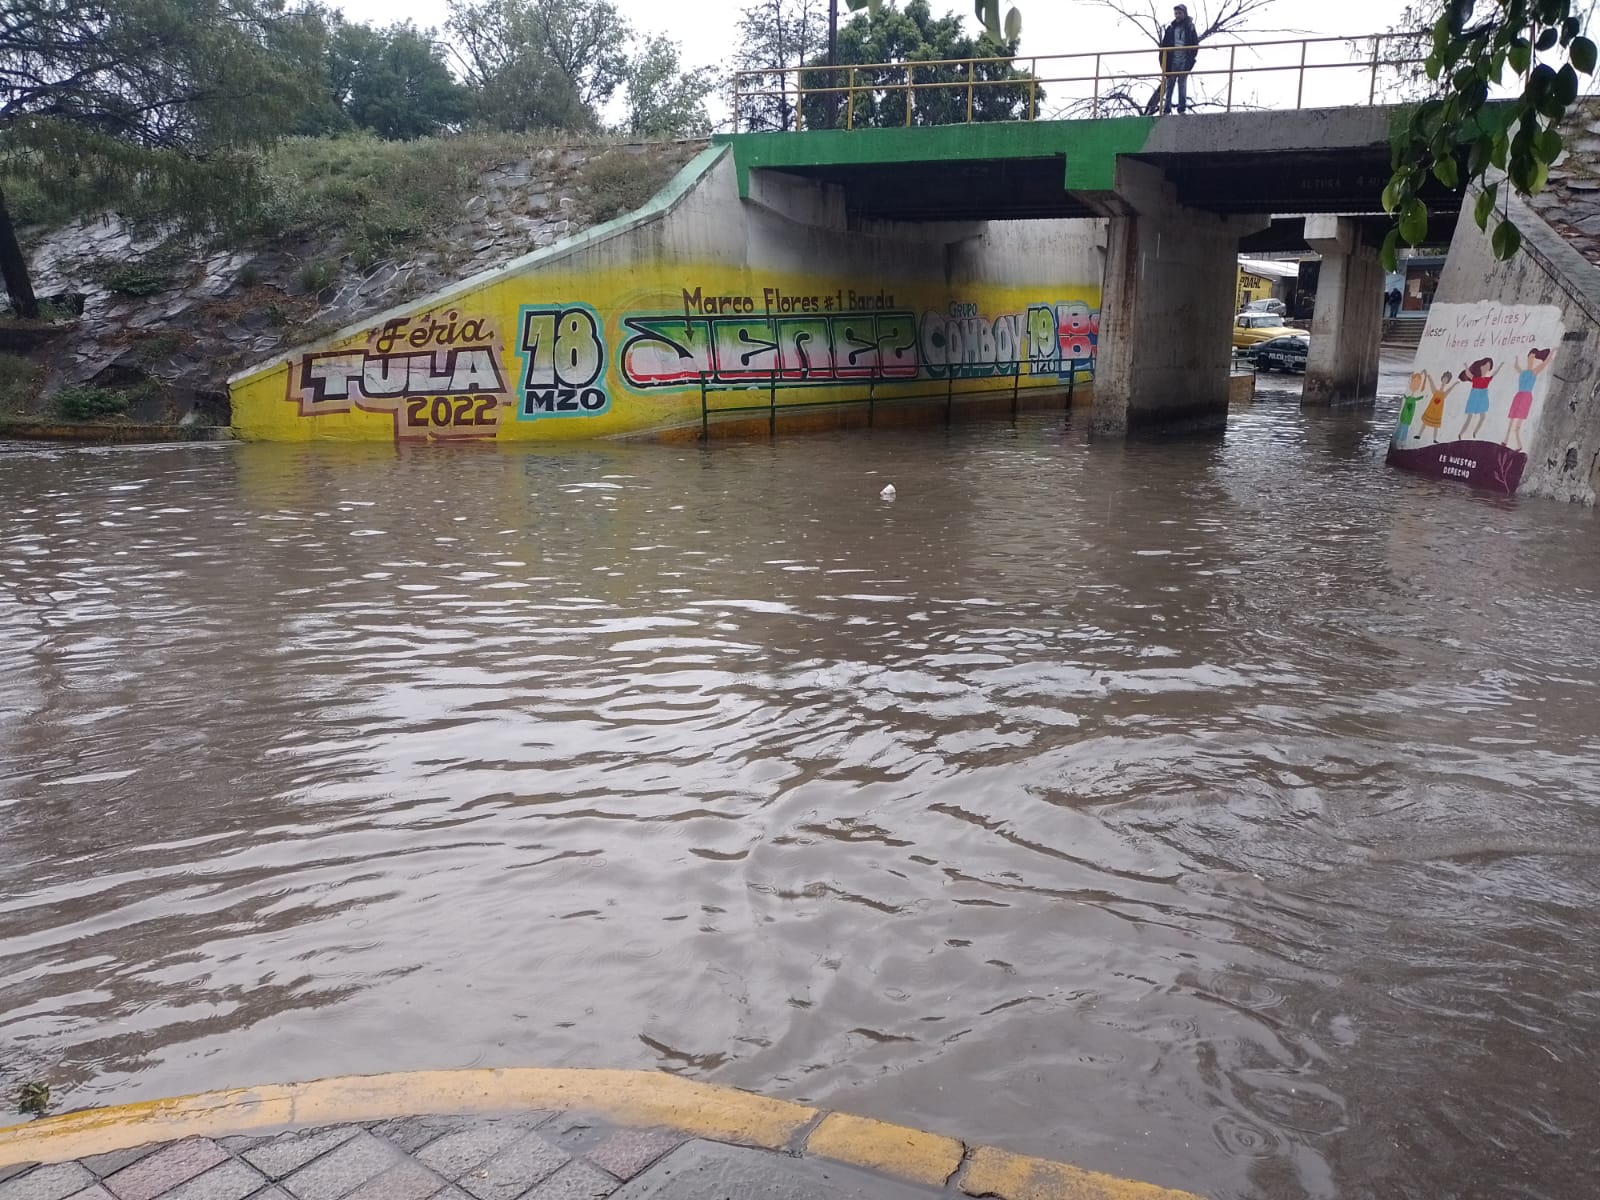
(731, 32, 1428, 131)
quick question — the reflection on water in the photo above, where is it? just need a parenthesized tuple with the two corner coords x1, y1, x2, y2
(3, 403, 1599, 1200)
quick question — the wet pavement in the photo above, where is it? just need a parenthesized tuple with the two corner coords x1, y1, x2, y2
(3, 392, 1600, 1200)
(0, 1113, 936, 1200)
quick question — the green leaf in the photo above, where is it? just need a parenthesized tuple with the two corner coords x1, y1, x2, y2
(1573, 36, 1598, 74)
(1491, 136, 1509, 169)
(1468, 135, 1492, 176)
(1447, 0, 1476, 35)
(1509, 41, 1531, 74)
(1555, 63, 1581, 104)
(1527, 159, 1549, 193)
(1003, 6, 1021, 42)
(1536, 27, 1559, 52)
(1433, 156, 1461, 188)
(1564, 17, 1582, 42)
(1381, 176, 1403, 213)
(1492, 218, 1523, 260)
(1478, 103, 1515, 136)
(1400, 197, 1429, 244)
(976, 0, 1000, 37)
(1381, 227, 1402, 273)
(1536, 128, 1564, 162)
(1475, 182, 1498, 230)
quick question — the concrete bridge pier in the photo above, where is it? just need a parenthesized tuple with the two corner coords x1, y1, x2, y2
(1090, 161, 1268, 437)
(1303, 215, 1384, 407)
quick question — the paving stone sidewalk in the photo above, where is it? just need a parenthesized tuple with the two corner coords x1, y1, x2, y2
(0, 1109, 944, 1200)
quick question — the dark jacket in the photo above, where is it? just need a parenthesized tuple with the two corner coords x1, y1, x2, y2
(1159, 18, 1200, 72)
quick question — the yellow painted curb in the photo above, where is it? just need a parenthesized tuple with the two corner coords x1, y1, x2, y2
(0, 1069, 1205, 1200)
(805, 1110, 963, 1188)
(960, 1145, 1200, 1200)
(0, 1070, 813, 1169)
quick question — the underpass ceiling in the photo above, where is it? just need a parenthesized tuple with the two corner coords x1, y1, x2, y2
(761, 147, 1462, 226)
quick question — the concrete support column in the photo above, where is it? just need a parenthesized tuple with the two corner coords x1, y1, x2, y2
(1090, 161, 1267, 437)
(1302, 215, 1384, 407)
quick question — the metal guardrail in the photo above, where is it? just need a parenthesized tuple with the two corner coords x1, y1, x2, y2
(696, 360, 1089, 440)
(732, 32, 1427, 130)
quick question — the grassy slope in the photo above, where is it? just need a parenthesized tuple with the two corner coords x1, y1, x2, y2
(1, 132, 701, 422)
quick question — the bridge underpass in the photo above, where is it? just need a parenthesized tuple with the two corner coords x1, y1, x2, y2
(721, 108, 1465, 434)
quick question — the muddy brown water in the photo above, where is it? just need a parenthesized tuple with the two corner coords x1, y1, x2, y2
(3, 401, 1599, 1200)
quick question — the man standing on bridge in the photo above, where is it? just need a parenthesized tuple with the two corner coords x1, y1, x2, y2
(1159, 5, 1200, 114)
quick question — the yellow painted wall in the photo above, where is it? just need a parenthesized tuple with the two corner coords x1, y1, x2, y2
(231, 263, 1100, 444)
(1236, 269, 1271, 310)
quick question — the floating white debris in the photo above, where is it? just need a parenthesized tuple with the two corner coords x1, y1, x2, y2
(880, 484, 897, 500)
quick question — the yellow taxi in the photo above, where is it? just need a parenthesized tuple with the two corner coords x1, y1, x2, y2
(1232, 312, 1299, 350)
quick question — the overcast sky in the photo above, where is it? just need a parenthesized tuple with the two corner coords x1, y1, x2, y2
(326, 0, 1418, 122)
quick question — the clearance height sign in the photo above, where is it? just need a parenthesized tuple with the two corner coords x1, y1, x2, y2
(230, 265, 1102, 442)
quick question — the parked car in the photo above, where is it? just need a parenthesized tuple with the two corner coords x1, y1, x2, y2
(1232, 312, 1299, 350)
(1247, 334, 1309, 373)
(1241, 297, 1287, 317)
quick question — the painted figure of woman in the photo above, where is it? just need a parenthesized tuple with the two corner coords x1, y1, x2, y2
(1457, 356, 1501, 441)
(1419, 371, 1459, 443)
(1503, 347, 1553, 451)
(1396, 370, 1429, 445)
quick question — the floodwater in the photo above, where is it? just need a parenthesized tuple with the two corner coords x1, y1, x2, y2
(2, 400, 1599, 1200)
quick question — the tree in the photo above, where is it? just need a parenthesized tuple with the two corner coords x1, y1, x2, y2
(0, 0, 324, 318)
(1370, 4, 1436, 103)
(1384, 0, 1598, 267)
(848, 0, 1020, 42)
(328, 22, 467, 140)
(623, 36, 714, 138)
(1070, 0, 1286, 116)
(798, 0, 1037, 129)
(732, 0, 829, 131)
(445, 0, 630, 131)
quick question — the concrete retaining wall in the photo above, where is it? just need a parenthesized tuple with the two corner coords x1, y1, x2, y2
(228, 146, 1107, 443)
(1422, 189, 1600, 503)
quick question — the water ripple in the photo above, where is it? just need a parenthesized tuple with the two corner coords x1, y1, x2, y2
(2, 415, 1599, 1199)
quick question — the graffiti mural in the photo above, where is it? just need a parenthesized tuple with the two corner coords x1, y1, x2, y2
(1387, 300, 1565, 494)
(247, 269, 1102, 443)
(293, 309, 512, 441)
(515, 304, 609, 418)
(621, 310, 919, 387)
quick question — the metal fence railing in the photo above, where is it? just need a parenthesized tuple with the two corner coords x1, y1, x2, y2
(696, 360, 1093, 440)
(732, 32, 1428, 131)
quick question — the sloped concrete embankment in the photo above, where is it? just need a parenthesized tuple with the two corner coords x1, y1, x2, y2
(227, 147, 1107, 443)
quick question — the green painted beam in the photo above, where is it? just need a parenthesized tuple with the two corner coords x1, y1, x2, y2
(718, 117, 1156, 199)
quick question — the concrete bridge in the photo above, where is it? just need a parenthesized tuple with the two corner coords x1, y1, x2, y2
(229, 32, 1473, 447)
(722, 105, 1462, 434)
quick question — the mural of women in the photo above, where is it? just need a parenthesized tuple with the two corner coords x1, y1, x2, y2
(1456, 356, 1502, 441)
(1503, 348, 1553, 451)
(1387, 301, 1566, 495)
(1418, 372, 1460, 444)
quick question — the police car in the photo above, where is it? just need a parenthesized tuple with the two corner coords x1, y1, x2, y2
(1247, 334, 1309, 374)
